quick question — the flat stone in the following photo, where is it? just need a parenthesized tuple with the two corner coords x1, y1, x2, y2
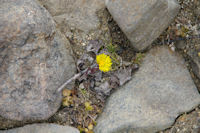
(38, 0, 105, 32)
(0, 0, 75, 121)
(0, 124, 79, 133)
(94, 46, 200, 133)
(106, 0, 180, 51)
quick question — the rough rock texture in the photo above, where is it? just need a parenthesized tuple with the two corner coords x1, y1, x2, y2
(38, 0, 105, 32)
(188, 50, 200, 80)
(0, 0, 75, 121)
(94, 46, 200, 133)
(106, 0, 180, 51)
(0, 124, 79, 133)
(186, 37, 200, 80)
(160, 107, 200, 133)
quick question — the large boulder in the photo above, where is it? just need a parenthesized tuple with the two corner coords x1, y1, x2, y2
(0, 0, 75, 121)
(94, 46, 200, 133)
(0, 123, 79, 133)
(106, 0, 180, 51)
(38, 0, 105, 32)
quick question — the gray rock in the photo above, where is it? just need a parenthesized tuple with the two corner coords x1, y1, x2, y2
(187, 50, 200, 80)
(162, 107, 200, 133)
(0, 0, 75, 121)
(186, 38, 200, 80)
(94, 46, 200, 133)
(0, 123, 79, 133)
(38, 0, 105, 32)
(175, 40, 186, 50)
(106, 0, 180, 51)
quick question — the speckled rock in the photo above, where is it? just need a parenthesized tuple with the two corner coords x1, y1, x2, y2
(188, 50, 200, 80)
(94, 46, 200, 133)
(160, 107, 200, 133)
(38, 0, 105, 32)
(186, 37, 200, 80)
(0, 0, 75, 121)
(106, 0, 180, 51)
(0, 124, 79, 133)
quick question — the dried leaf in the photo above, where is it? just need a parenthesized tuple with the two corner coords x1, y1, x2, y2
(62, 96, 73, 107)
(77, 54, 94, 71)
(78, 126, 85, 133)
(87, 40, 103, 54)
(62, 89, 72, 97)
(115, 67, 133, 86)
(110, 64, 138, 86)
(94, 81, 111, 96)
(83, 79, 95, 90)
(88, 123, 94, 130)
(94, 71, 102, 81)
(85, 128, 89, 132)
(109, 75, 119, 89)
(85, 102, 94, 111)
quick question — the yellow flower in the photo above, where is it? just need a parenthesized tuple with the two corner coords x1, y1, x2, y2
(96, 53, 112, 72)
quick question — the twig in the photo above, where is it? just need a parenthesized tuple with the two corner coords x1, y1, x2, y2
(57, 64, 97, 92)
(57, 73, 81, 92)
